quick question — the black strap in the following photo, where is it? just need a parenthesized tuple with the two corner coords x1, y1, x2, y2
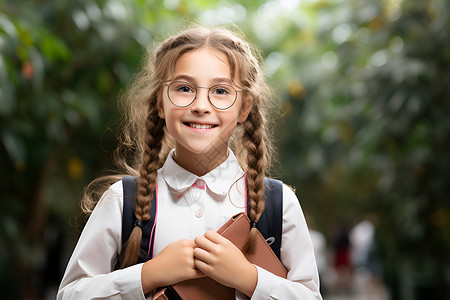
(118, 176, 157, 268)
(247, 177, 283, 260)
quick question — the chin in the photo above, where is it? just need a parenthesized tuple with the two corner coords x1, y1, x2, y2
(187, 142, 227, 156)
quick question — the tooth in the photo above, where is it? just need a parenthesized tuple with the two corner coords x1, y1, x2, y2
(189, 123, 213, 129)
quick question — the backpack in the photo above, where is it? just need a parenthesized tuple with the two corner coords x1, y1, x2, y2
(118, 176, 283, 267)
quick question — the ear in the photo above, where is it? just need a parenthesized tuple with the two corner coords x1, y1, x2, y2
(238, 95, 252, 123)
(158, 106, 165, 119)
(157, 98, 165, 119)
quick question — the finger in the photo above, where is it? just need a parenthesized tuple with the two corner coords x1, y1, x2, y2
(203, 230, 226, 244)
(194, 258, 213, 275)
(204, 231, 237, 252)
(193, 247, 213, 264)
(194, 234, 216, 250)
(180, 238, 196, 248)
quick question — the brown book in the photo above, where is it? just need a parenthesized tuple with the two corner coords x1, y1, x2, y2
(153, 212, 287, 300)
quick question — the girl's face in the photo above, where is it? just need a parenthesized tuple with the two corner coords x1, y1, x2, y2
(158, 47, 251, 171)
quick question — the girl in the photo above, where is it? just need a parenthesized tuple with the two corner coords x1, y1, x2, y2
(58, 26, 321, 300)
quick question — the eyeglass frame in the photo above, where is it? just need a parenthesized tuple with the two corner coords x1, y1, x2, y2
(163, 80, 244, 110)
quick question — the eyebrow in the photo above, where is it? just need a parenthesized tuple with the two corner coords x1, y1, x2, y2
(172, 74, 234, 85)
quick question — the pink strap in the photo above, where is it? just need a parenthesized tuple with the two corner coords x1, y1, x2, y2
(244, 173, 248, 214)
(148, 182, 158, 258)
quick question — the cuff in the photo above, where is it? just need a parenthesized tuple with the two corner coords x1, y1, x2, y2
(115, 263, 146, 300)
(250, 265, 277, 300)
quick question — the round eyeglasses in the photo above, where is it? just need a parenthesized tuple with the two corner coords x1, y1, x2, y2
(164, 81, 242, 110)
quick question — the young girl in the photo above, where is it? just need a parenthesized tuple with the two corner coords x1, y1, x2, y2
(58, 26, 322, 300)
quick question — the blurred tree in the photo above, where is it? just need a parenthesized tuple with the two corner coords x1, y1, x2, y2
(272, 0, 450, 298)
(0, 0, 154, 298)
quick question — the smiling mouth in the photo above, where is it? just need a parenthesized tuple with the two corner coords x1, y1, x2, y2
(185, 122, 218, 129)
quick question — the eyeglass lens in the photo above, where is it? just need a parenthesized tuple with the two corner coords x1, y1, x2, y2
(167, 81, 237, 110)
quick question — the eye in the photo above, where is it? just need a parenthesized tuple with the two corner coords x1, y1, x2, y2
(211, 85, 232, 95)
(177, 85, 194, 93)
(172, 81, 195, 94)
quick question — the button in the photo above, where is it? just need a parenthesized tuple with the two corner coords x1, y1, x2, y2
(195, 210, 203, 218)
(191, 179, 204, 189)
(195, 179, 205, 189)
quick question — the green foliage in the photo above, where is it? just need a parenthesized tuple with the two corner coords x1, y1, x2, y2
(1, 0, 156, 298)
(1, 0, 449, 298)
(272, 0, 450, 297)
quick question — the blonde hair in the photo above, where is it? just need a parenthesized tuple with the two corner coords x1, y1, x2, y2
(82, 26, 275, 267)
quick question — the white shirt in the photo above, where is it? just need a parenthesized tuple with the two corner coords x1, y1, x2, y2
(57, 149, 322, 300)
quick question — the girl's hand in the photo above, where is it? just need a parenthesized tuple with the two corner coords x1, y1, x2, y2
(141, 239, 204, 294)
(193, 231, 258, 298)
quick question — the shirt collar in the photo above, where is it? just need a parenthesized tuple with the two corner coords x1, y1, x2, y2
(159, 149, 244, 196)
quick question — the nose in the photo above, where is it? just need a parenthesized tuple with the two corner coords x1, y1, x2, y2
(191, 87, 212, 114)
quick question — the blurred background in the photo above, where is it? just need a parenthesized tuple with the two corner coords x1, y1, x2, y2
(1, 0, 449, 299)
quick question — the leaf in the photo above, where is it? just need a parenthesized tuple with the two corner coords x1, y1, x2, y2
(1, 129, 26, 167)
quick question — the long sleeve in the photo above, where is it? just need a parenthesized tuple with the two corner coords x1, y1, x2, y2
(248, 184, 322, 300)
(57, 182, 146, 300)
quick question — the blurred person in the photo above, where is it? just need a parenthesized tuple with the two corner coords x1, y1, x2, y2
(350, 218, 375, 270)
(332, 224, 353, 295)
(350, 216, 386, 300)
(309, 227, 328, 296)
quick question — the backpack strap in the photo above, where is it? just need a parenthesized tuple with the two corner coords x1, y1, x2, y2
(118, 176, 284, 267)
(118, 176, 157, 268)
(247, 177, 283, 260)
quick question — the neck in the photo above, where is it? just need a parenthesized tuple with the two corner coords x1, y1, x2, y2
(173, 144, 229, 176)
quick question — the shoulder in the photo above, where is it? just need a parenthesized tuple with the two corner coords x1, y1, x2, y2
(264, 178, 299, 206)
(94, 179, 124, 211)
(109, 179, 124, 194)
(278, 181, 308, 233)
(281, 182, 299, 204)
(263, 177, 302, 217)
(281, 182, 303, 215)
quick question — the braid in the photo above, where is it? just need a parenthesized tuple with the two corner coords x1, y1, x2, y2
(121, 106, 165, 268)
(241, 104, 266, 254)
